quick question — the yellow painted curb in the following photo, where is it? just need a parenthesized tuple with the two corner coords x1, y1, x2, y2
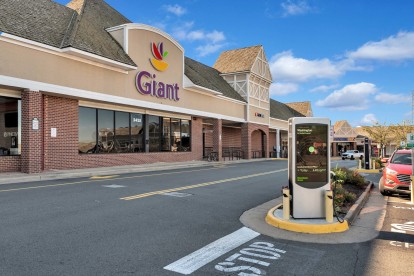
(356, 169, 381, 174)
(265, 204, 349, 234)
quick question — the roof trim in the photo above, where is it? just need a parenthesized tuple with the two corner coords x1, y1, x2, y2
(0, 32, 137, 71)
(107, 23, 184, 53)
(183, 75, 223, 96)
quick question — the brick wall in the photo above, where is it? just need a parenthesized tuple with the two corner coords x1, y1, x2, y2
(0, 156, 20, 172)
(222, 127, 241, 148)
(21, 90, 43, 173)
(43, 95, 79, 170)
(241, 123, 269, 159)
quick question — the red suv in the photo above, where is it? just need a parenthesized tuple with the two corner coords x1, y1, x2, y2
(379, 149, 412, 195)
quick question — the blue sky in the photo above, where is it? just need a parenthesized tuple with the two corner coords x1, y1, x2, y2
(56, 0, 414, 126)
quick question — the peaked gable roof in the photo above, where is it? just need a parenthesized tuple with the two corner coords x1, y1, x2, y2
(63, 0, 135, 66)
(286, 101, 313, 117)
(334, 120, 358, 137)
(185, 57, 246, 102)
(213, 45, 262, 74)
(270, 99, 304, 121)
(0, 0, 135, 66)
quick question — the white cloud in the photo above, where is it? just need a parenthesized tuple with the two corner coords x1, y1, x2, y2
(281, 0, 312, 16)
(196, 43, 226, 57)
(269, 51, 343, 82)
(361, 114, 378, 125)
(374, 92, 409, 104)
(316, 82, 377, 110)
(186, 30, 225, 43)
(172, 23, 226, 56)
(206, 30, 226, 43)
(310, 84, 339, 93)
(348, 31, 414, 61)
(172, 21, 194, 40)
(270, 82, 299, 96)
(164, 4, 187, 16)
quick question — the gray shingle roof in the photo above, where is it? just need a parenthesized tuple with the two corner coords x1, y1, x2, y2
(0, 0, 76, 48)
(185, 57, 246, 103)
(270, 98, 304, 121)
(0, 0, 135, 66)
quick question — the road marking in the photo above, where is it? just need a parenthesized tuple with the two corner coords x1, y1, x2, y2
(391, 221, 414, 233)
(90, 175, 119, 179)
(163, 227, 260, 275)
(102, 184, 125, 188)
(0, 167, 222, 193)
(120, 169, 287, 201)
(162, 192, 193, 197)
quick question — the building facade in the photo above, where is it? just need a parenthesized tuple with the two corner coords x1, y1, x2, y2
(0, 0, 305, 173)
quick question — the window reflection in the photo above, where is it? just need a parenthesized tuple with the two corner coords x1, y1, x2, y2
(0, 96, 20, 156)
(78, 107, 96, 153)
(78, 107, 191, 154)
(148, 115, 160, 152)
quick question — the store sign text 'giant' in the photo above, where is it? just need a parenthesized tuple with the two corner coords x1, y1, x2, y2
(135, 71, 180, 101)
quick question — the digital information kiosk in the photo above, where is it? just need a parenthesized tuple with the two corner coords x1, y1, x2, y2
(288, 117, 331, 218)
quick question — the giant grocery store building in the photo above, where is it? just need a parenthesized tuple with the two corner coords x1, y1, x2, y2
(0, 0, 309, 174)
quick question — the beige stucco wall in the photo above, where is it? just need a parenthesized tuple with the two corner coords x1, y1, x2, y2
(269, 118, 288, 130)
(0, 28, 245, 121)
(248, 105, 269, 125)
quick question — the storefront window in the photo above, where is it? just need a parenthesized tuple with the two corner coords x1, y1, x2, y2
(78, 107, 191, 154)
(171, 119, 180, 152)
(98, 109, 114, 153)
(162, 117, 171, 151)
(78, 107, 97, 153)
(148, 115, 160, 152)
(180, 120, 191, 151)
(131, 113, 144, 152)
(114, 111, 130, 152)
(0, 96, 20, 156)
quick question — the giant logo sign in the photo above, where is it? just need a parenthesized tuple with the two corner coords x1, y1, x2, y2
(135, 42, 180, 101)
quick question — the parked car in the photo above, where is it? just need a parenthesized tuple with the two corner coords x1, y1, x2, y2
(341, 150, 363, 160)
(379, 149, 412, 195)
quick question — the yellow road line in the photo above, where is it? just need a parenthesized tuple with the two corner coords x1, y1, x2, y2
(90, 175, 119, 179)
(0, 167, 221, 193)
(120, 169, 287, 201)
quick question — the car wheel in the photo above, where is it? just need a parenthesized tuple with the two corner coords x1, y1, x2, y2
(379, 177, 388, 195)
(342, 157, 345, 160)
(360, 155, 363, 160)
(350, 155, 354, 160)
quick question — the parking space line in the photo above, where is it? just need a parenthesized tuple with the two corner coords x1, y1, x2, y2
(120, 169, 287, 201)
(163, 227, 260, 275)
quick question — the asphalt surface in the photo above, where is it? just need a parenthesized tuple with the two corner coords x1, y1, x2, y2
(0, 159, 413, 275)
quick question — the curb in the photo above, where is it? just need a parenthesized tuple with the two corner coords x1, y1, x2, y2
(265, 182, 374, 234)
(344, 181, 374, 225)
(265, 204, 349, 234)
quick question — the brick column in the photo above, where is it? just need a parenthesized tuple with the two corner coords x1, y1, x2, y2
(241, 123, 251, 159)
(212, 119, 222, 160)
(21, 90, 43, 173)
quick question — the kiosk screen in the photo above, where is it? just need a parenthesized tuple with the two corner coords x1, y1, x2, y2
(295, 123, 328, 186)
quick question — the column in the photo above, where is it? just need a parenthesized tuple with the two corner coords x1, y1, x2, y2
(212, 118, 222, 160)
(276, 129, 280, 158)
(21, 90, 43, 173)
(241, 123, 251, 159)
